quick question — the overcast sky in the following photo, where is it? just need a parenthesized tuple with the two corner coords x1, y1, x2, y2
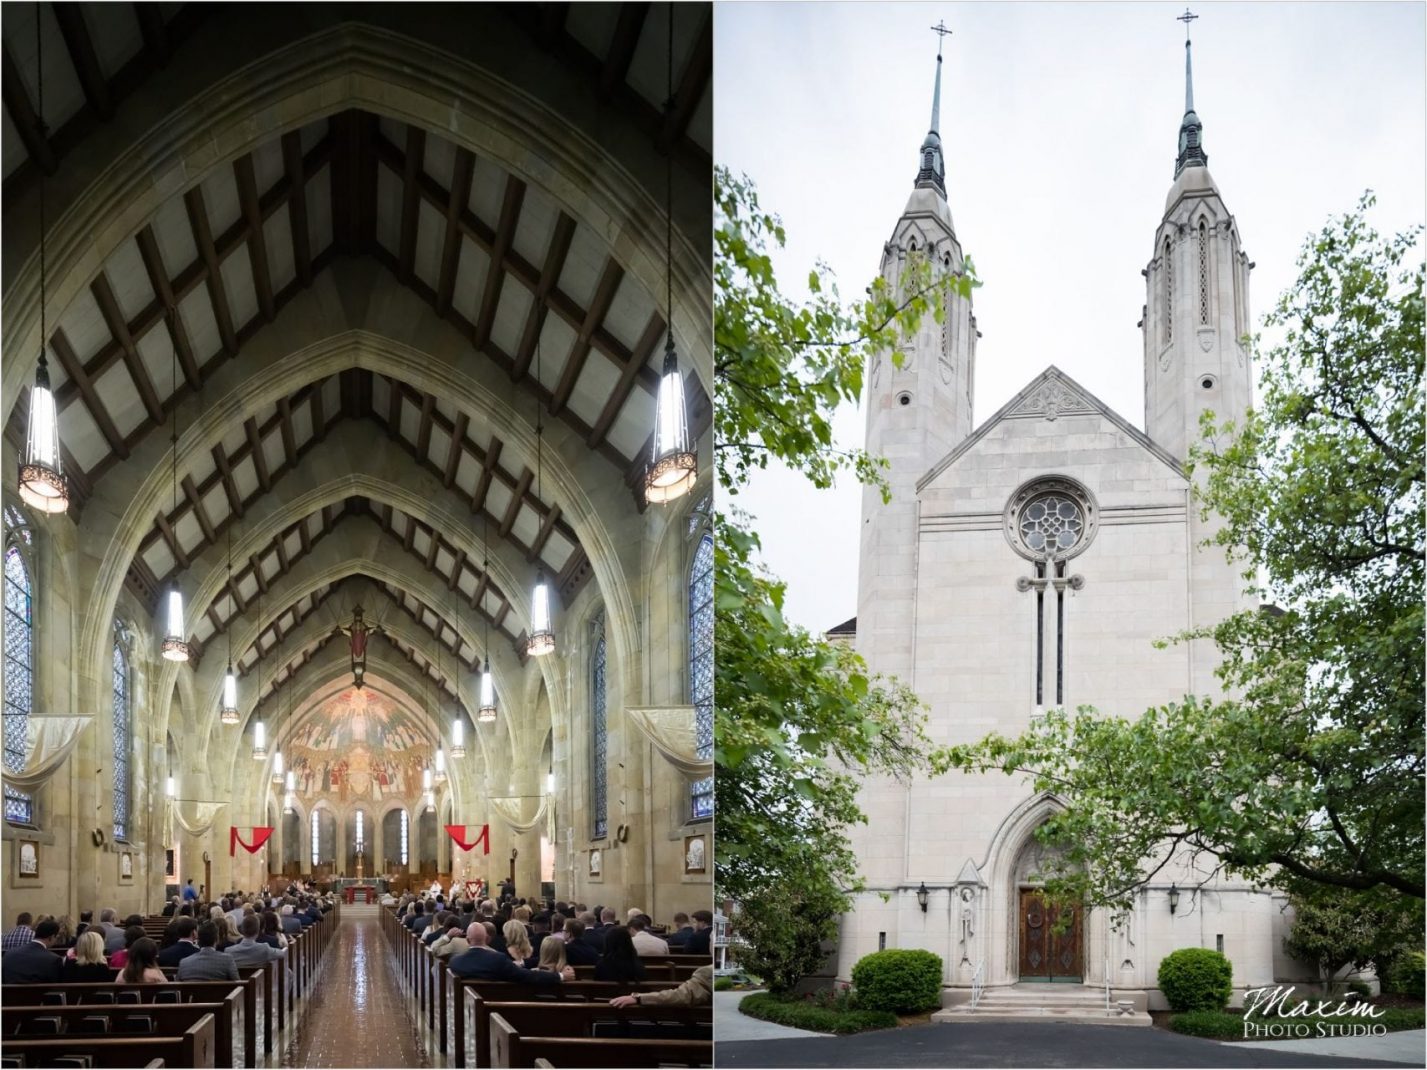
(715, 0, 1425, 631)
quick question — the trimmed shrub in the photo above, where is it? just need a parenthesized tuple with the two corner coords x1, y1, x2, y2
(1169, 1010, 1242, 1038)
(738, 991, 897, 1034)
(850, 949, 944, 1014)
(1384, 951, 1425, 1000)
(714, 977, 735, 991)
(1157, 947, 1233, 1012)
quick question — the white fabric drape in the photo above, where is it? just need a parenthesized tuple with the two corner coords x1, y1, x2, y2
(624, 705, 712, 779)
(0, 712, 91, 792)
(171, 801, 226, 838)
(489, 795, 549, 834)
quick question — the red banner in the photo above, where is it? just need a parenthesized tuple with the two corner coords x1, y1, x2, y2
(445, 824, 490, 853)
(230, 826, 274, 856)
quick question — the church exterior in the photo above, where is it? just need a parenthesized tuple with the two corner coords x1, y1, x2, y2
(837, 37, 1316, 1011)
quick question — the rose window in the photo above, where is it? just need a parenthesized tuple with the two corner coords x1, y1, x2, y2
(1018, 494, 1084, 554)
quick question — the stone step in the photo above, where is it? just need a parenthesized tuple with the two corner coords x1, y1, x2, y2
(933, 1007, 1153, 1027)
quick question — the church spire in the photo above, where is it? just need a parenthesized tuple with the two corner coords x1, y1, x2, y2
(915, 21, 951, 197)
(1174, 8, 1208, 177)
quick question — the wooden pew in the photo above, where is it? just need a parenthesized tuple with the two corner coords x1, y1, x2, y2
(3, 979, 257, 1069)
(3, 990, 243, 1069)
(487, 1015, 710, 1069)
(476, 1001, 710, 1070)
(454, 980, 683, 1069)
(0, 1012, 216, 1068)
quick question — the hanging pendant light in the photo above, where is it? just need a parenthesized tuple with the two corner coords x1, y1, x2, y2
(270, 628, 287, 779)
(434, 744, 447, 784)
(18, 15, 67, 516)
(251, 589, 266, 759)
(272, 747, 284, 785)
(429, 661, 446, 784)
(165, 775, 176, 798)
(450, 713, 466, 758)
(220, 524, 239, 723)
(252, 716, 267, 760)
(526, 340, 556, 657)
(478, 515, 498, 722)
(160, 314, 189, 662)
(644, 6, 697, 506)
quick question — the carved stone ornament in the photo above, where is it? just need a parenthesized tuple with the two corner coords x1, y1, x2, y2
(1003, 476, 1099, 563)
(1197, 328, 1215, 353)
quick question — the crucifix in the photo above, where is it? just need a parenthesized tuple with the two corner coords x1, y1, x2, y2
(930, 19, 952, 56)
(1176, 8, 1198, 40)
(337, 605, 383, 690)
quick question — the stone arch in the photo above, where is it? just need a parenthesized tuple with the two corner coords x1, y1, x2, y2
(982, 791, 1071, 985)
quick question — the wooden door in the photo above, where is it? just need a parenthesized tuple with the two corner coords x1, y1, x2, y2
(1018, 890, 1083, 981)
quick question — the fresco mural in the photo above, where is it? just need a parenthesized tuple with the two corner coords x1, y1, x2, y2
(285, 687, 433, 804)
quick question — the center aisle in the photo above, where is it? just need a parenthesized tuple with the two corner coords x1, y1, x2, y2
(282, 904, 432, 1068)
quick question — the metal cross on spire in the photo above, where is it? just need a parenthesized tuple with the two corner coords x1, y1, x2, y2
(931, 19, 952, 57)
(1176, 8, 1199, 41)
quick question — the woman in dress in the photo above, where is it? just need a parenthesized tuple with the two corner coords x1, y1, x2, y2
(534, 936, 567, 975)
(116, 937, 166, 984)
(107, 925, 146, 969)
(503, 920, 534, 967)
(593, 926, 647, 983)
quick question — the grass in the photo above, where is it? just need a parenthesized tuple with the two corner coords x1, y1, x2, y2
(1168, 1006, 1426, 1040)
(738, 991, 899, 1034)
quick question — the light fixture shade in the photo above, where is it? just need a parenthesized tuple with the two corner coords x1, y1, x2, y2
(423, 790, 435, 812)
(165, 775, 176, 798)
(285, 769, 295, 792)
(478, 664, 497, 723)
(434, 746, 447, 783)
(527, 574, 555, 657)
(450, 716, 466, 759)
(18, 358, 68, 514)
(545, 771, 554, 794)
(271, 749, 284, 783)
(284, 792, 295, 814)
(644, 339, 697, 505)
(161, 588, 189, 662)
(252, 719, 267, 760)
(221, 666, 240, 724)
(422, 766, 433, 792)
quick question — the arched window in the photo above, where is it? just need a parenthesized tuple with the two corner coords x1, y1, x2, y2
(689, 531, 714, 820)
(3, 506, 34, 825)
(354, 810, 365, 854)
(1162, 236, 1174, 345)
(112, 623, 133, 841)
(591, 613, 608, 840)
(310, 809, 320, 866)
(399, 809, 409, 865)
(1198, 220, 1210, 325)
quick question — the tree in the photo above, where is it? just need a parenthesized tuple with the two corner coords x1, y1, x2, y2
(713, 168, 977, 948)
(943, 193, 1424, 912)
(1282, 891, 1419, 991)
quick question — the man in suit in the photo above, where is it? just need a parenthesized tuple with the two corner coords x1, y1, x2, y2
(227, 916, 286, 966)
(279, 903, 303, 936)
(666, 912, 694, 948)
(577, 912, 607, 955)
(157, 917, 201, 967)
(449, 923, 574, 983)
(99, 908, 126, 953)
(561, 919, 599, 966)
(628, 915, 670, 956)
(177, 922, 240, 981)
(610, 965, 713, 1008)
(1, 918, 62, 983)
(683, 910, 713, 956)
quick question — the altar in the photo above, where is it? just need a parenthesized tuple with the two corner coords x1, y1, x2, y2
(344, 885, 378, 904)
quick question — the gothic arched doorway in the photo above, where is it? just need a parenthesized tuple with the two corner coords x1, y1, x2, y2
(1012, 838, 1083, 983)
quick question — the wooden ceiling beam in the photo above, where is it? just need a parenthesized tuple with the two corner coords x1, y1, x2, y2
(154, 510, 190, 571)
(181, 475, 216, 544)
(550, 258, 623, 415)
(415, 393, 435, 459)
(184, 186, 239, 356)
(473, 175, 526, 348)
(135, 225, 201, 390)
(51, 5, 113, 120)
(397, 126, 426, 281)
(472, 437, 502, 515)
(589, 310, 663, 448)
(600, 4, 649, 99)
(244, 417, 271, 491)
(91, 273, 165, 423)
(512, 212, 575, 382)
(1, 46, 55, 174)
(528, 504, 562, 564)
(659, 16, 713, 153)
(403, 515, 416, 554)
(423, 526, 440, 571)
(273, 526, 292, 575)
(233, 154, 275, 321)
(211, 443, 243, 519)
(280, 131, 312, 288)
(49, 328, 127, 457)
(498, 468, 533, 538)
(276, 397, 297, 465)
(249, 553, 269, 595)
(435, 148, 474, 316)
(443, 412, 468, 488)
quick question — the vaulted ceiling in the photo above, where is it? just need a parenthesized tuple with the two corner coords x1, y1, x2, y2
(2, 2, 712, 711)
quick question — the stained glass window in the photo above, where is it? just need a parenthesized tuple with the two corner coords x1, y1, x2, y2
(591, 614, 608, 840)
(112, 626, 132, 841)
(355, 810, 364, 854)
(689, 532, 714, 820)
(1198, 220, 1210, 325)
(4, 509, 34, 826)
(311, 809, 320, 866)
(1163, 236, 1174, 345)
(399, 809, 409, 865)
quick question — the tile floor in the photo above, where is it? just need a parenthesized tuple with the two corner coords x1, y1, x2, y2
(282, 904, 431, 1068)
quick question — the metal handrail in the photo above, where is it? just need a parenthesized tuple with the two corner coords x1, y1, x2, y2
(1104, 955, 1110, 1014)
(971, 959, 986, 1010)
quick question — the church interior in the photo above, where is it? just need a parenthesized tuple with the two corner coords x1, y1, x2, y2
(1, 2, 714, 1064)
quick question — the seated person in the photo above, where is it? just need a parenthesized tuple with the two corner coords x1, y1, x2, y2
(593, 926, 647, 983)
(684, 910, 714, 956)
(157, 917, 201, 967)
(449, 923, 574, 984)
(533, 936, 566, 975)
(628, 914, 670, 956)
(666, 912, 693, 948)
(63, 931, 114, 982)
(108, 925, 147, 969)
(610, 965, 713, 1008)
(502, 920, 534, 967)
(115, 937, 166, 984)
(430, 925, 469, 960)
(561, 918, 599, 966)
(178, 922, 240, 981)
